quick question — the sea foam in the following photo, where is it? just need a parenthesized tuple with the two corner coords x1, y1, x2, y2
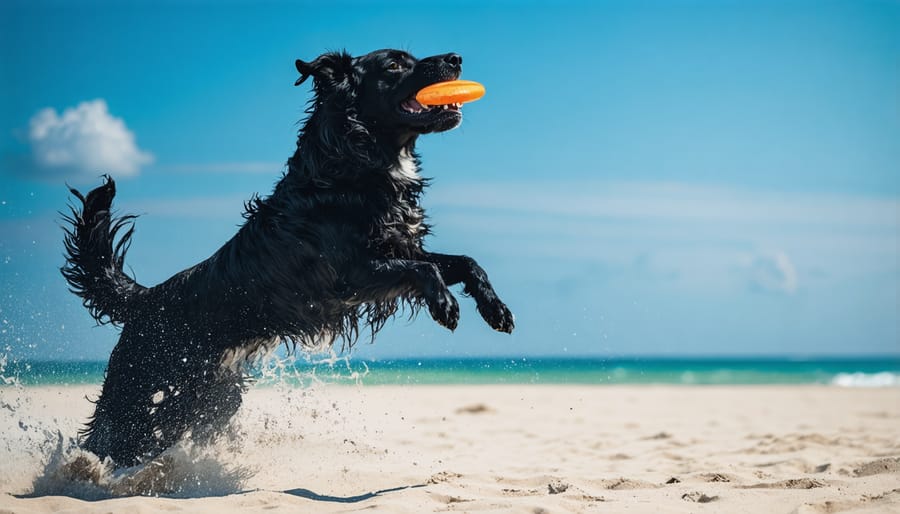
(830, 372, 900, 388)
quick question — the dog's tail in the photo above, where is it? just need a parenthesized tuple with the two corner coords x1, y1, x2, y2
(61, 176, 147, 325)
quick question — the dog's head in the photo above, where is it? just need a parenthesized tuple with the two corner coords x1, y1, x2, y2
(295, 49, 465, 142)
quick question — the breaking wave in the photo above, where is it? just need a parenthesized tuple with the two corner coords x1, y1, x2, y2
(830, 372, 900, 388)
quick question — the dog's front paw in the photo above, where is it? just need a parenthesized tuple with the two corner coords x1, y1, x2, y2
(427, 289, 460, 331)
(478, 299, 515, 334)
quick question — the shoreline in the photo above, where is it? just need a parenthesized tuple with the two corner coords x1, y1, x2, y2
(3, 355, 899, 388)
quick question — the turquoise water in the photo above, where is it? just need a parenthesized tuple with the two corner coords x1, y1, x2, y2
(2, 356, 898, 387)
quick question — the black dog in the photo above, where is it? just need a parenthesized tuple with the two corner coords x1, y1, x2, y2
(61, 49, 514, 467)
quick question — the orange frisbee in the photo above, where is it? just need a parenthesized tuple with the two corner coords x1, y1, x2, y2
(415, 80, 485, 106)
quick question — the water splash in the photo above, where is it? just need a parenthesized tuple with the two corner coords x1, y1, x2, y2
(251, 347, 370, 388)
(1, 382, 254, 500)
(0, 349, 364, 499)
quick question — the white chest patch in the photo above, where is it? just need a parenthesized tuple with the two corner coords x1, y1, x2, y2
(389, 150, 420, 183)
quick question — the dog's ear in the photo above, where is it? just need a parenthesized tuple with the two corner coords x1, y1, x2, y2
(295, 52, 353, 87)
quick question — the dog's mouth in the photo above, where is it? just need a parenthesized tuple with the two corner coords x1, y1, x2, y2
(399, 97, 462, 115)
(395, 93, 462, 134)
(396, 94, 462, 134)
(391, 65, 464, 133)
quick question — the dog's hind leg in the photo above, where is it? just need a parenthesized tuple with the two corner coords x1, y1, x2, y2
(84, 354, 246, 465)
(423, 253, 515, 333)
(81, 342, 169, 466)
(185, 368, 245, 445)
(348, 259, 460, 330)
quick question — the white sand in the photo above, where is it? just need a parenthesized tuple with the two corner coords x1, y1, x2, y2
(1, 384, 899, 513)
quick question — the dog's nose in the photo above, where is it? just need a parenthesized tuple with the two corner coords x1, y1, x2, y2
(443, 53, 462, 69)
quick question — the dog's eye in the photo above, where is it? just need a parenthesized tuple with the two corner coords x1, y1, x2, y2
(387, 61, 402, 72)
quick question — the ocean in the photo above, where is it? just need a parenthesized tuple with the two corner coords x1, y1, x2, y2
(2, 356, 899, 387)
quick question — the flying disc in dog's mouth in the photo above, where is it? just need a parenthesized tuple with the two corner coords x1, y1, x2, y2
(400, 80, 484, 113)
(415, 80, 485, 106)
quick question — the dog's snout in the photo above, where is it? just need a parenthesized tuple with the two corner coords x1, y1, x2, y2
(418, 53, 464, 78)
(443, 53, 462, 69)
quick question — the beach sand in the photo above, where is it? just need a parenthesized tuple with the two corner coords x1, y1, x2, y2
(1, 384, 898, 513)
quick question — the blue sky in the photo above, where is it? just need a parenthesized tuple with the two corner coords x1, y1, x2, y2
(1, 0, 897, 361)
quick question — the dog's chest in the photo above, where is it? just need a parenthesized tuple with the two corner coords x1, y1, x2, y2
(372, 198, 425, 257)
(388, 150, 420, 184)
(372, 152, 426, 257)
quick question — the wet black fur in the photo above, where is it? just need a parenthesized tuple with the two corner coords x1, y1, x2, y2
(61, 49, 514, 467)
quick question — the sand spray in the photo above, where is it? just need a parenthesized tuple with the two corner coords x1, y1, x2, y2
(0, 349, 374, 498)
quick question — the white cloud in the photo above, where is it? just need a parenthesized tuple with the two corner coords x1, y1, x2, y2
(748, 251, 798, 294)
(26, 99, 153, 180)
